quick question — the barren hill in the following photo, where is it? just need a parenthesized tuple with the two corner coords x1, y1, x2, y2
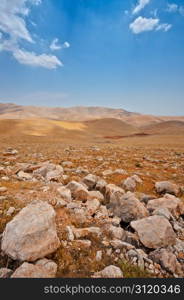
(1, 103, 184, 128)
(0, 117, 139, 143)
(144, 120, 184, 135)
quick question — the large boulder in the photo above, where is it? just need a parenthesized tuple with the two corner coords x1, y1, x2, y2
(147, 194, 184, 218)
(1, 201, 60, 261)
(109, 192, 148, 223)
(131, 216, 176, 249)
(155, 181, 180, 196)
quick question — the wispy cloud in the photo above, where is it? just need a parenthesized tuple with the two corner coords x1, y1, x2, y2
(166, 3, 184, 16)
(50, 38, 70, 51)
(156, 23, 172, 32)
(50, 38, 62, 51)
(166, 3, 178, 13)
(0, 0, 65, 69)
(129, 16, 172, 34)
(132, 0, 151, 15)
(130, 16, 158, 34)
(13, 49, 63, 69)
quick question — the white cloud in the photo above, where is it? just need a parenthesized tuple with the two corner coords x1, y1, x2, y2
(0, 0, 64, 69)
(129, 16, 159, 34)
(156, 23, 172, 32)
(132, 0, 150, 15)
(50, 38, 62, 51)
(0, 0, 41, 42)
(13, 49, 63, 69)
(50, 39, 70, 51)
(63, 41, 70, 49)
(130, 16, 172, 34)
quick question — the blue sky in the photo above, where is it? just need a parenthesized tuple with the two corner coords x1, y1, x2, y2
(0, 0, 183, 115)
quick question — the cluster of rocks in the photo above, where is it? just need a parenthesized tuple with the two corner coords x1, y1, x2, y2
(0, 149, 184, 278)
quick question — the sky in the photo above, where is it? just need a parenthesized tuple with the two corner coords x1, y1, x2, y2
(0, 0, 184, 115)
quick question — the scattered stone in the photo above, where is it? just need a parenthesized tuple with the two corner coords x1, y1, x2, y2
(92, 265, 123, 278)
(152, 207, 173, 220)
(1, 176, 9, 181)
(66, 226, 75, 241)
(85, 198, 100, 215)
(3, 148, 18, 156)
(103, 224, 126, 240)
(105, 184, 125, 203)
(0, 187, 7, 193)
(131, 216, 176, 249)
(6, 207, 15, 216)
(96, 250, 102, 261)
(109, 192, 148, 223)
(55, 199, 67, 208)
(147, 194, 184, 218)
(62, 161, 73, 167)
(66, 181, 87, 195)
(11, 261, 57, 278)
(87, 190, 104, 202)
(102, 169, 114, 176)
(74, 240, 92, 248)
(35, 258, 58, 277)
(69, 207, 88, 225)
(0, 196, 7, 202)
(73, 227, 101, 239)
(95, 179, 107, 194)
(149, 249, 182, 275)
(122, 175, 142, 192)
(17, 171, 32, 180)
(155, 181, 180, 196)
(0, 268, 12, 278)
(1, 200, 60, 261)
(57, 187, 72, 202)
(113, 169, 127, 175)
(82, 174, 98, 190)
(33, 163, 63, 181)
(110, 240, 135, 250)
(140, 194, 156, 204)
(72, 185, 89, 201)
(46, 165, 64, 182)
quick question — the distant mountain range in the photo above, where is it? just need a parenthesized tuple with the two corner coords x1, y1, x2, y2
(0, 103, 184, 128)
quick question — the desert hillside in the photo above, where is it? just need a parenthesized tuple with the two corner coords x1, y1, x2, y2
(143, 121, 184, 135)
(0, 118, 138, 143)
(1, 103, 184, 128)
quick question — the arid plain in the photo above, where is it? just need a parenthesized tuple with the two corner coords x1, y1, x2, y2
(0, 103, 184, 278)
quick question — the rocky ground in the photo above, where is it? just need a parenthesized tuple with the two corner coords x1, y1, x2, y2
(0, 140, 184, 278)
